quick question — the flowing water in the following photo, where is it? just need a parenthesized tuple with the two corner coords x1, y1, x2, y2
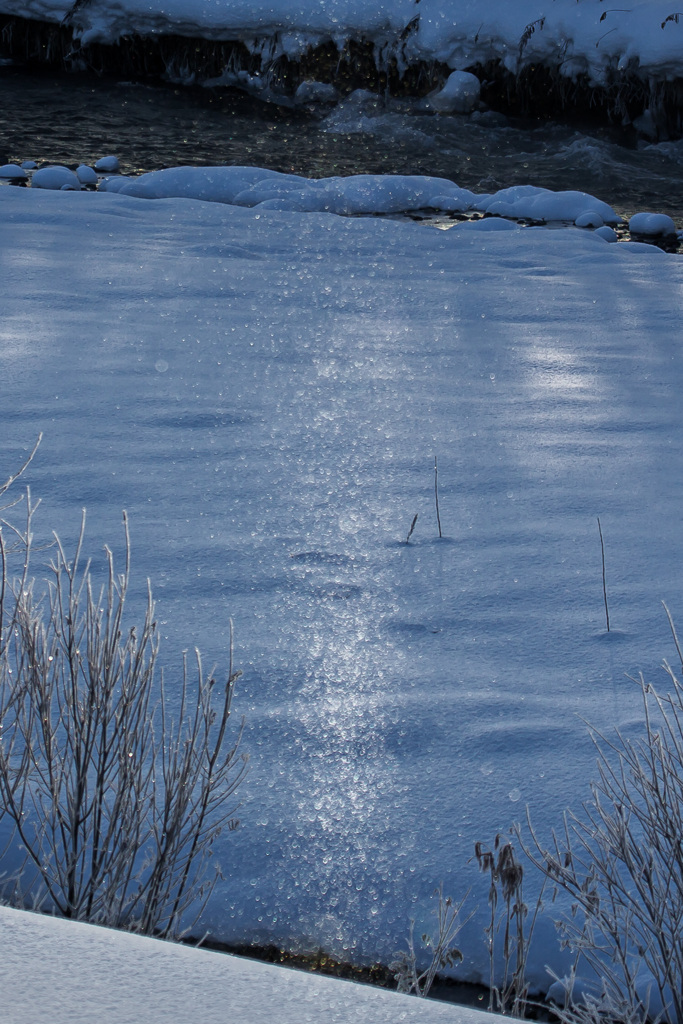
(2, 65, 683, 224)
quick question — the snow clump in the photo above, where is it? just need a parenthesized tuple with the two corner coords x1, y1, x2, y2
(77, 164, 99, 184)
(574, 211, 604, 228)
(94, 155, 121, 173)
(32, 166, 81, 190)
(294, 81, 339, 104)
(479, 185, 620, 225)
(427, 71, 481, 114)
(629, 212, 677, 237)
(0, 164, 27, 180)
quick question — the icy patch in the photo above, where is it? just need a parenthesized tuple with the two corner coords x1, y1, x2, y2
(1, 181, 683, 985)
(453, 217, 521, 232)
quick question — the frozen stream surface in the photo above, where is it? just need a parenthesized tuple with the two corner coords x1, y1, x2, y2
(1, 171, 683, 995)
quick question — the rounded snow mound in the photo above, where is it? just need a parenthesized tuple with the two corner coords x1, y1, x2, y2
(95, 165, 622, 228)
(0, 164, 27, 180)
(427, 71, 481, 114)
(629, 212, 677, 236)
(95, 156, 121, 173)
(479, 185, 620, 226)
(32, 166, 82, 191)
(77, 165, 99, 184)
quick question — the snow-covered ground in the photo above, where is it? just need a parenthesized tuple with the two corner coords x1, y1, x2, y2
(1, 0, 683, 89)
(0, 905, 500, 1024)
(2, 171, 683, 997)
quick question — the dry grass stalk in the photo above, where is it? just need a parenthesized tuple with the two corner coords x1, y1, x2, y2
(474, 835, 543, 1017)
(391, 885, 470, 997)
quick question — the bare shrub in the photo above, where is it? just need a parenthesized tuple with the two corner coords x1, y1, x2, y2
(0, 447, 247, 938)
(522, 613, 683, 1024)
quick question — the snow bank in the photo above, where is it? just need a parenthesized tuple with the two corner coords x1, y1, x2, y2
(1, 0, 683, 87)
(97, 164, 620, 224)
(0, 906, 499, 1024)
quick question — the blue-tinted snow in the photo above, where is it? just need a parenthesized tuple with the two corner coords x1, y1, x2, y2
(0, 906, 499, 1024)
(0, 184, 681, 990)
(1, 0, 682, 88)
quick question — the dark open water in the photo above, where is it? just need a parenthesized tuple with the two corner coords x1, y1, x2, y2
(2, 66, 683, 224)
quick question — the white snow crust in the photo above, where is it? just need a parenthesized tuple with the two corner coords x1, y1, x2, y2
(1, 178, 682, 995)
(1, 0, 682, 86)
(0, 906, 499, 1024)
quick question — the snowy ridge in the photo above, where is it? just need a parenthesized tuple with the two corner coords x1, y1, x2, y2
(0, 906, 499, 1024)
(2, 0, 683, 85)
(96, 165, 621, 226)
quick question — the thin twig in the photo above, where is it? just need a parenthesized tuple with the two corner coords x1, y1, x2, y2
(0, 434, 42, 502)
(405, 513, 418, 545)
(434, 457, 442, 539)
(663, 601, 683, 674)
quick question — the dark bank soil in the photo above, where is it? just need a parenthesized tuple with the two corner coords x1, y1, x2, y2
(184, 936, 558, 1020)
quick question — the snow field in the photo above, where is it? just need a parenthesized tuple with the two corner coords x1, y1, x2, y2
(0, 906, 500, 1024)
(1, 181, 683, 994)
